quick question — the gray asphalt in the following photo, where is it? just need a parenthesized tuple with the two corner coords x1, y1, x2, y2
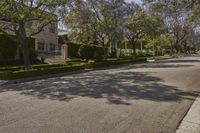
(0, 56, 200, 133)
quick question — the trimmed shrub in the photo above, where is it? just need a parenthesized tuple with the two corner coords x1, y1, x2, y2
(0, 66, 23, 72)
(0, 34, 36, 65)
(93, 45, 104, 59)
(65, 42, 105, 59)
(29, 48, 39, 64)
(0, 35, 18, 61)
(0, 57, 147, 80)
(0, 63, 87, 80)
(109, 50, 117, 58)
(67, 59, 82, 62)
(0, 63, 72, 72)
(65, 42, 83, 58)
(87, 57, 147, 68)
(78, 44, 94, 60)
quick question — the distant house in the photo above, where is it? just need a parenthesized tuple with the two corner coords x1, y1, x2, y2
(34, 22, 60, 58)
(0, 20, 60, 59)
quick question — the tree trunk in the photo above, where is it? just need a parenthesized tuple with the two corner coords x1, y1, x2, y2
(21, 37, 31, 69)
(103, 46, 107, 59)
(174, 45, 179, 54)
(16, 23, 31, 69)
(174, 39, 180, 54)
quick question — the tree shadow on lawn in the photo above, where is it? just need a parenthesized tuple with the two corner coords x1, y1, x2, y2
(1, 70, 199, 105)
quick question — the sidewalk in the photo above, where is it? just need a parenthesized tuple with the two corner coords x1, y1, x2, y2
(176, 96, 200, 133)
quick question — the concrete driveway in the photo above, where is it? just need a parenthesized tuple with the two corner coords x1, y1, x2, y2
(0, 56, 200, 133)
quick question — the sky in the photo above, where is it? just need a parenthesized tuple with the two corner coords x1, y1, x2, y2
(125, 0, 143, 4)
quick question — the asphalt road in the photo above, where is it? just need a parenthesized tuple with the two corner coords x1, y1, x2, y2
(0, 56, 200, 133)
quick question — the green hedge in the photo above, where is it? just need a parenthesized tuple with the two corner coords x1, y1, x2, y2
(0, 34, 36, 65)
(65, 42, 83, 58)
(78, 44, 95, 60)
(0, 57, 147, 80)
(0, 63, 79, 72)
(88, 57, 147, 68)
(65, 42, 105, 59)
(0, 34, 18, 61)
(78, 44, 105, 60)
(93, 45, 104, 59)
(0, 63, 78, 72)
(0, 63, 87, 80)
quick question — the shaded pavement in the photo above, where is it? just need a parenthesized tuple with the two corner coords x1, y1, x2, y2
(0, 56, 200, 133)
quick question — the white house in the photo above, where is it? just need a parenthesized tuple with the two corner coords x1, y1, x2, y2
(0, 20, 60, 59)
(34, 22, 60, 58)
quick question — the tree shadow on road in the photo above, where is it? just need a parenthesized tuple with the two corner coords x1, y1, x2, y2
(122, 63, 195, 69)
(1, 70, 199, 105)
(158, 59, 200, 63)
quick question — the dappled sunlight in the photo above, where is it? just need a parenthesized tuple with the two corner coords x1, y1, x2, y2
(1, 69, 199, 105)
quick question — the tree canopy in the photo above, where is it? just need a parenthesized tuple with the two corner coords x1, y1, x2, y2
(64, 0, 200, 57)
(0, 0, 200, 67)
(0, 0, 67, 68)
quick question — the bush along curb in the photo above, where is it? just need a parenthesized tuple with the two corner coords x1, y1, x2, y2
(0, 58, 147, 81)
(87, 57, 147, 68)
(0, 63, 87, 80)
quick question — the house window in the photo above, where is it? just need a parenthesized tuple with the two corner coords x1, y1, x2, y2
(49, 43, 55, 51)
(38, 42, 45, 51)
(49, 23, 55, 33)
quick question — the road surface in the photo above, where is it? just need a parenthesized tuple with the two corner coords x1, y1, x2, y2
(0, 56, 200, 133)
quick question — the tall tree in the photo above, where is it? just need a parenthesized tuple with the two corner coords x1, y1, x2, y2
(0, 0, 67, 69)
(124, 4, 146, 58)
(144, 0, 200, 53)
(65, 0, 128, 58)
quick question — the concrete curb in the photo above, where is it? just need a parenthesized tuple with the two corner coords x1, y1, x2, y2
(0, 69, 90, 86)
(176, 96, 200, 133)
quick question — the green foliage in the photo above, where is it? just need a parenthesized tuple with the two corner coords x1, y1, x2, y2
(65, 42, 83, 58)
(120, 49, 133, 57)
(78, 44, 95, 60)
(0, 0, 67, 68)
(78, 44, 105, 60)
(0, 63, 67, 72)
(29, 49, 39, 64)
(0, 34, 37, 65)
(0, 34, 18, 61)
(145, 34, 171, 55)
(58, 34, 70, 44)
(0, 63, 87, 80)
(0, 57, 147, 80)
(65, 0, 127, 52)
(88, 57, 147, 68)
(137, 51, 147, 57)
(93, 45, 104, 59)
